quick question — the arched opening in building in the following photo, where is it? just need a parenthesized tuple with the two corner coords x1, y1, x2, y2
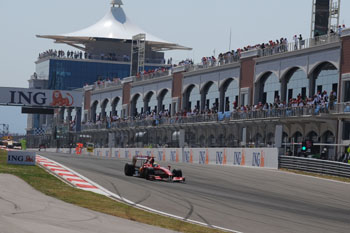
(100, 99, 110, 121)
(144, 91, 157, 114)
(309, 62, 338, 99)
(158, 89, 172, 113)
(221, 78, 239, 112)
(183, 84, 200, 112)
(306, 131, 319, 143)
(255, 72, 280, 104)
(90, 101, 99, 123)
(130, 94, 141, 117)
(292, 131, 303, 143)
(111, 97, 121, 117)
(201, 81, 219, 112)
(281, 67, 308, 102)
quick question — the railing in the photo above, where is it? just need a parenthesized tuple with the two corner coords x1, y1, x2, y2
(279, 156, 350, 178)
(132, 69, 171, 82)
(91, 79, 122, 90)
(81, 103, 350, 131)
(37, 54, 167, 65)
(176, 55, 240, 73)
(132, 56, 240, 82)
(173, 34, 340, 74)
(30, 74, 48, 80)
(258, 34, 340, 58)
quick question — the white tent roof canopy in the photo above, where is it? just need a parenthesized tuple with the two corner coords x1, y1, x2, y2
(37, 0, 191, 51)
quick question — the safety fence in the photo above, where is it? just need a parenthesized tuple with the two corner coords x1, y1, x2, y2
(279, 156, 350, 178)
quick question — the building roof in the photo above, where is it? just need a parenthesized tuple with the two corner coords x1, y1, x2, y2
(37, 0, 191, 51)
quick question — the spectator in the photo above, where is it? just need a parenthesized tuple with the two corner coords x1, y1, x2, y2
(338, 25, 342, 36)
(298, 34, 304, 49)
(293, 35, 298, 50)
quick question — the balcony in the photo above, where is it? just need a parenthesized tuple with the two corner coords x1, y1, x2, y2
(81, 103, 350, 132)
(257, 34, 340, 58)
(132, 69, 171, 82)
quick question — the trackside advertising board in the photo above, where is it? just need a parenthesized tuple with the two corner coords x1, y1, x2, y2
(7, 151, 36, 165)
(0, 87, 82, 108)
(43, 147, 279, 169)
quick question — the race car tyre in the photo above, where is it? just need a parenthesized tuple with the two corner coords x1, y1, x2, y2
(124, 163, 135, 176)
(140, 168, 146, 178)
(172, 169, 182, 177)
(172, 169, 178, 177)
(145, 167, 155, 180)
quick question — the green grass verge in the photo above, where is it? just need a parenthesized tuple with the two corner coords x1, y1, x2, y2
(280, 168, 350, 183)
(0, 150, 224, 233)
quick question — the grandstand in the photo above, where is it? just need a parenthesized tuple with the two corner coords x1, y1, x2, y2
(26, 0, 350, 161)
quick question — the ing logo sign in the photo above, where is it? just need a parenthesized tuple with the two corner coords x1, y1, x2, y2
(199, 151, 206, 164)
(183, 151, 190, 163)
(234, 152, 242, 165)
(216, 151, 223, 164)
(252, 151, 265, 167)
(170, 151, 176, 162)
(50, 91, 74, 107)
(157, 151, 163, 161)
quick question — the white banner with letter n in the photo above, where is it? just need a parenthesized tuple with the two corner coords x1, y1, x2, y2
(7, 151, 36, 165)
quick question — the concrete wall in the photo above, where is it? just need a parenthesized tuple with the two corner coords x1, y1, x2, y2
(41, 147, 279, 169)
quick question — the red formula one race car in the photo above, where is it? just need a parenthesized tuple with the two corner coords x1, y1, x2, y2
(124, 155, 185, 182)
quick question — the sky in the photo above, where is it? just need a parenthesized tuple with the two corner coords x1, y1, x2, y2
(0, 0, 349, 134)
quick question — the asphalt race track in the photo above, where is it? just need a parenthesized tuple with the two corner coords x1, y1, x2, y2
(38, 152, 350, 233)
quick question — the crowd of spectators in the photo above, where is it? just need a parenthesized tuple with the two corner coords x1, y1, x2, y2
(176, 58, 194, 66)
(38, 49, 86, 60)
(83, 67, 171, 88)
(87, 77, 121, 89)
(193, 27, 346, 69)
(38, 49, 171, 65)
(83, 88, 338, 129)
(136, 67, 169, 79)
(38, 49, 132, 62)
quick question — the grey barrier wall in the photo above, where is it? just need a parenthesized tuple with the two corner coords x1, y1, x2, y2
(279, 156, 350, 178)
(40, 147, 279, 169)
(35, 148, 350, 178)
